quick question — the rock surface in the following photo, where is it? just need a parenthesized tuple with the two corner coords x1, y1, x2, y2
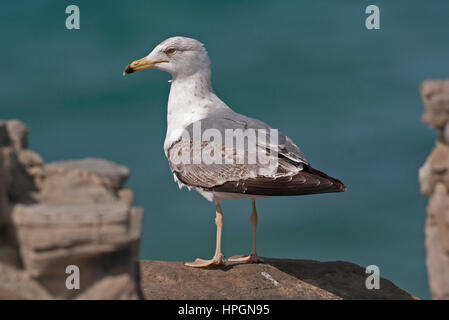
(0, 119, 143, 299)
(45, 158, 130, 191)
(419, 79, 449, 299)
(0, 262, 52, 299)
(140, 258, 416, 300)
(421, 79, 449, 131)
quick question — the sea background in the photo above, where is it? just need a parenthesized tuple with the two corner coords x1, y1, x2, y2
(2, 1, 449, 299)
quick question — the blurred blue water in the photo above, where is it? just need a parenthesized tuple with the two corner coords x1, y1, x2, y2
(1, 1, 448, 299)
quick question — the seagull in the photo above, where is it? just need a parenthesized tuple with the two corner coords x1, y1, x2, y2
(124, 36, 346, 268)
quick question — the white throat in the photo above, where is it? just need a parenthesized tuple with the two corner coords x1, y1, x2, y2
(163, 71, 231, 154)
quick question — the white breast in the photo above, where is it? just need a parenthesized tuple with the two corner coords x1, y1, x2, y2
(163, 74, 230, 156)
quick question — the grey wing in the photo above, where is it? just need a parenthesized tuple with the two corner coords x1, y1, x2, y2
(167, 138, 345, 196)
(167, 137, 300, 189)
(233, 113, 309, 165)
(167, 113, 345, 195)
(184, 110, 309, 165)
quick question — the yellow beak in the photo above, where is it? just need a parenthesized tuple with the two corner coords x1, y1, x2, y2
(123, 57, 168, 76)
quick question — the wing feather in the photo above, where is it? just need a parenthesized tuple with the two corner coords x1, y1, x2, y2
(167, 137, 345, 196)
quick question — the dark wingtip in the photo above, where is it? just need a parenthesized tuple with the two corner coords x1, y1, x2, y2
(329, 177, 346, 193)
(305, 165, 346, 193)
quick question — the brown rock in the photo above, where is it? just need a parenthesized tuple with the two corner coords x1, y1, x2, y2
(45, 158, 130, 191)
(0, 287, 26, 300)
(425, 183, 449, 299)
(0, 262, 52, 299)
(427, 184, 449, 253)
(419, 141, 449, 196)
(118, 189, 134, 206)
(0, 119, 143, 299)
(14, 202, 135, 244)
(0, 245, 21, 268)
(1, 147, 44, 201)
(421, 79, 449, 130)
(39, 166, 117, 204)
(420, 79, 449, 299)
(0, 167, 9, 226)
(0, 121, 12, 147)
(6, 119, 29, 149)
(139, 259, 416, 300)
(10, 201, 143, 298)
(16, 149, 44, 188)
(12, 202, 143, 278)
(8, 155, 143, 299)
(0, 120, 40, 201)
(76, 274, 139, 300)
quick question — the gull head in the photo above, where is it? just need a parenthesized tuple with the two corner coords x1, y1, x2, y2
(123, 36, 210, 79)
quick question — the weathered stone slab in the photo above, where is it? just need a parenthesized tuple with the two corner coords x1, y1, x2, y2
(140, 259, 417, 300)
(420, 79, 449, 299)
(46, 158, 130, 190)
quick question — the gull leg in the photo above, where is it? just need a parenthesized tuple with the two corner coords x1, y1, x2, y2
(185, 203, 225, 268)
(228, 199, 263, 263)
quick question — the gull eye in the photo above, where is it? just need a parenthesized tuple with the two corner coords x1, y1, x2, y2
(165, 48, 176, 55)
